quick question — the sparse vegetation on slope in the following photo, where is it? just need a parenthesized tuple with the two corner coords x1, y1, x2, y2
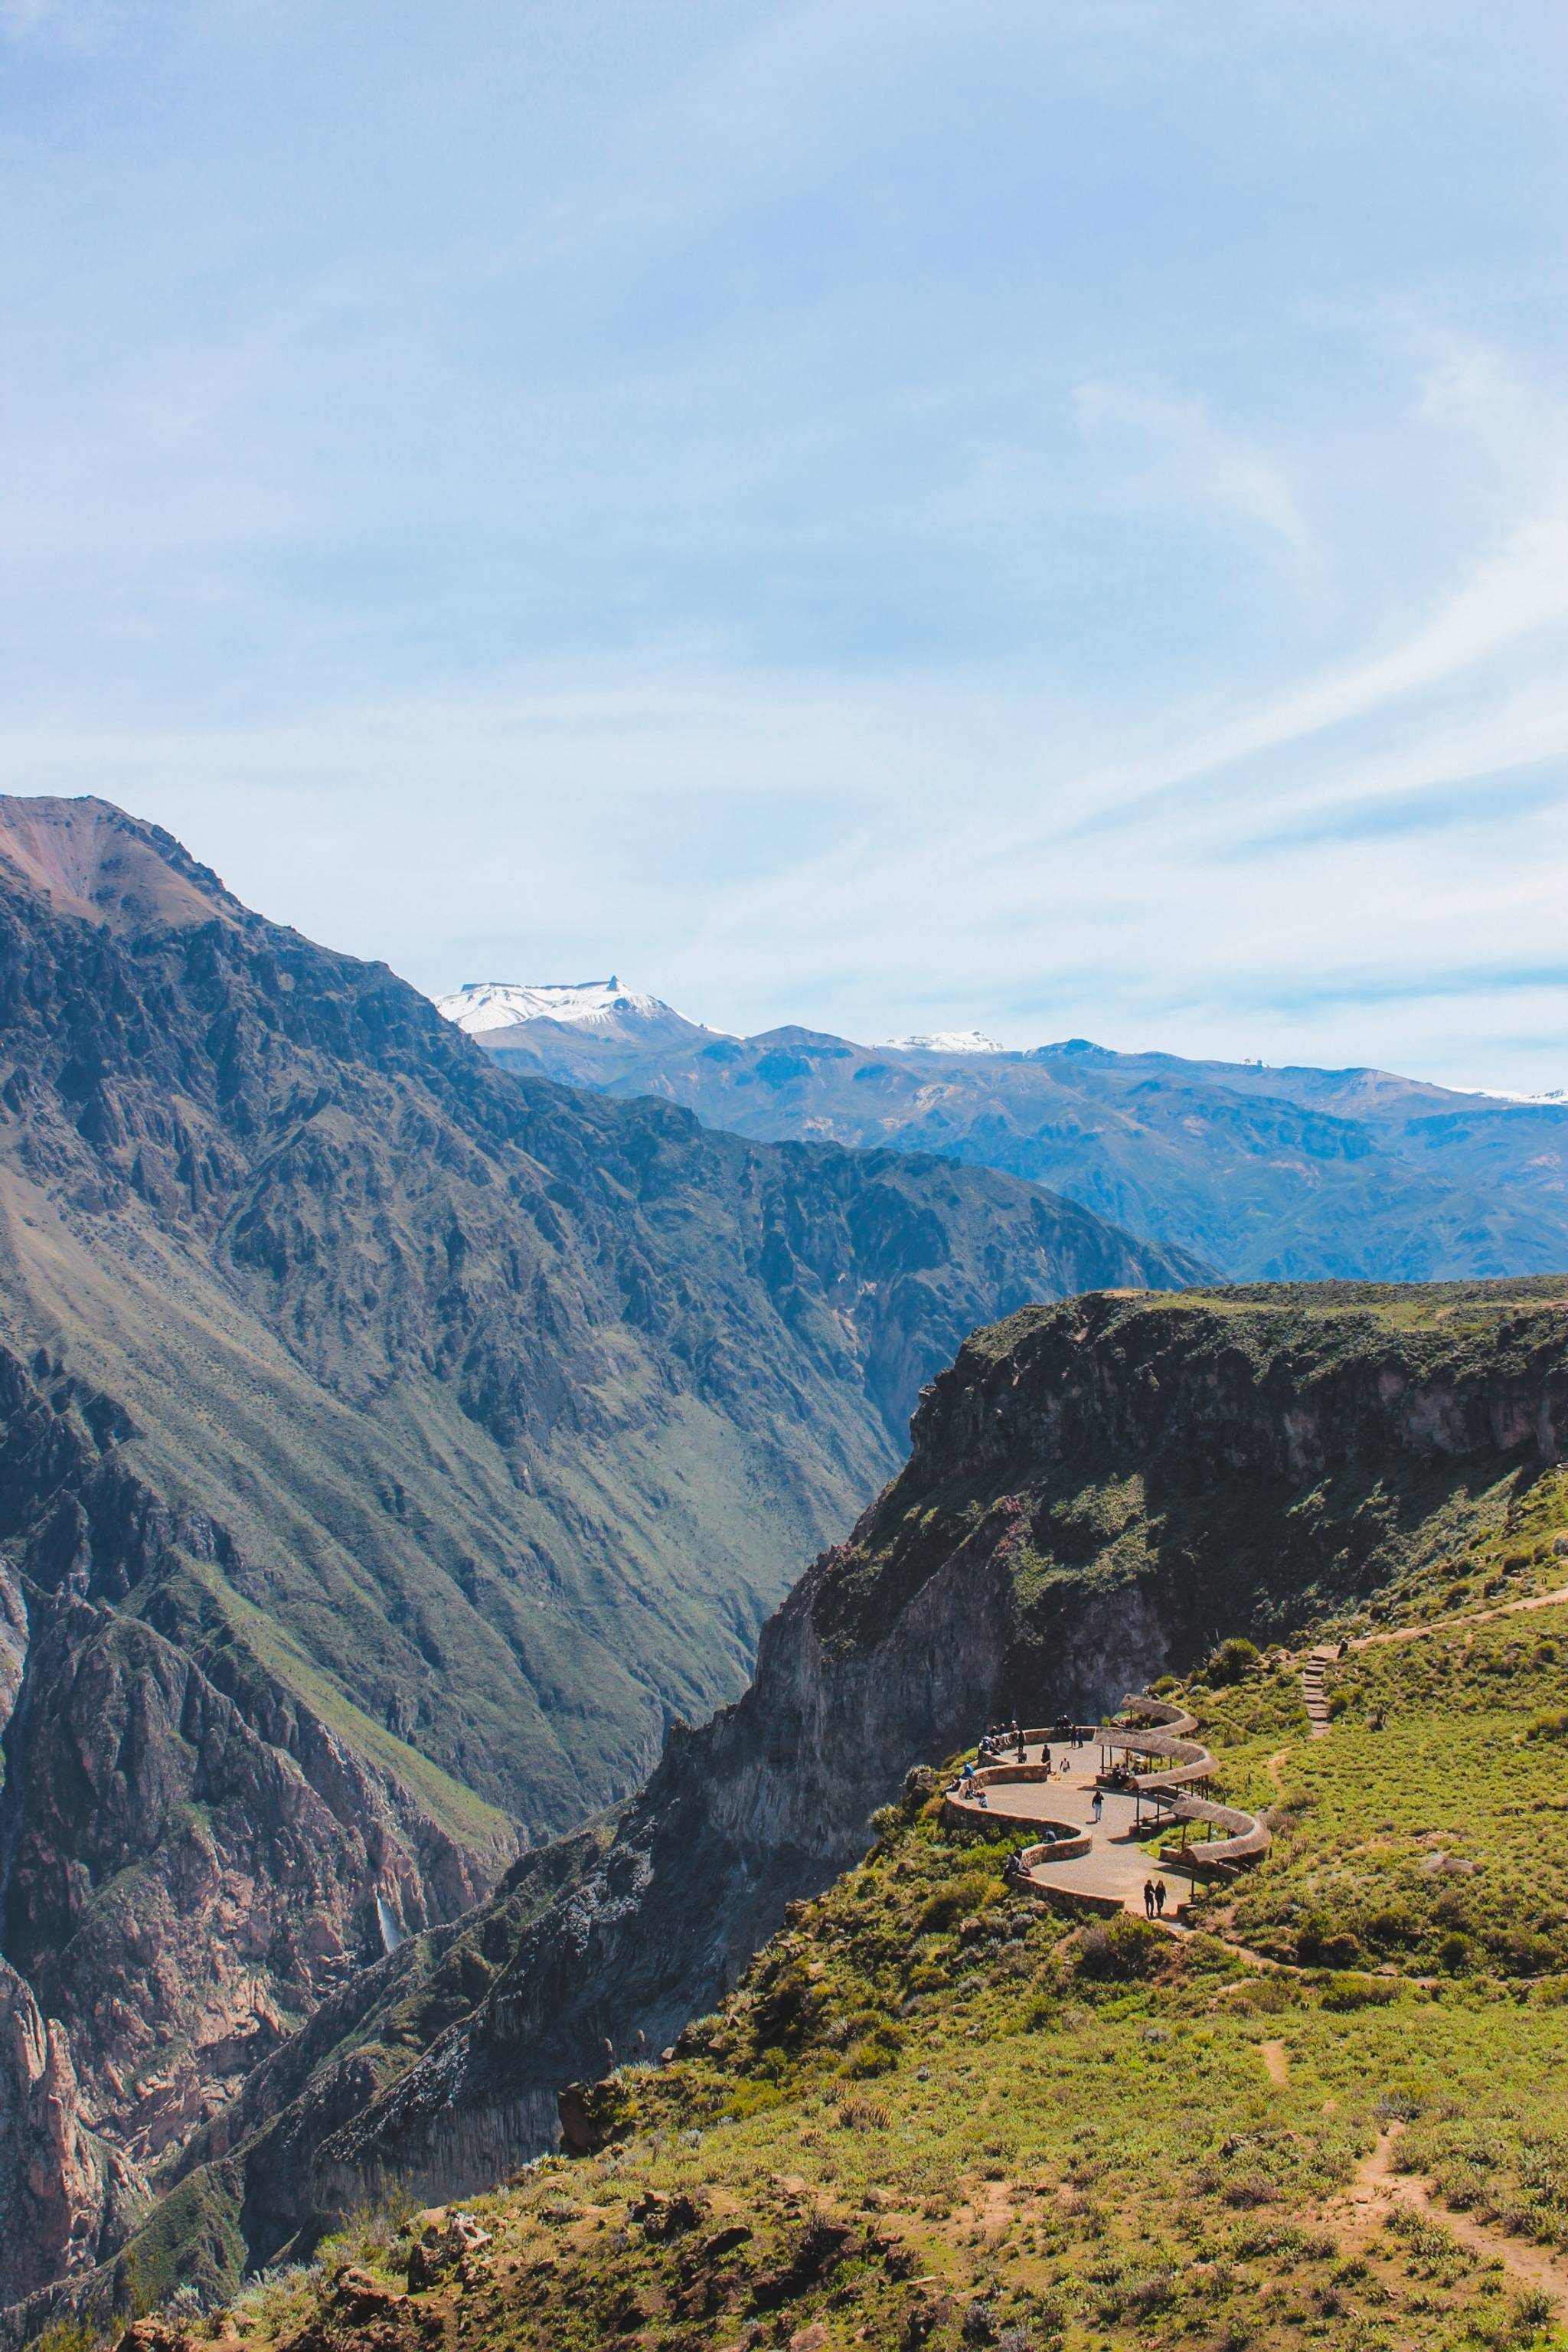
(90, 1289, 1568, 2352)
(191, 1604, 1568, 2352)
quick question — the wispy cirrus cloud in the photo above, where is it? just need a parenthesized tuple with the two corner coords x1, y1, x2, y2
(0, 3, 1566, 1090)
(1069, 379, 1325, 594)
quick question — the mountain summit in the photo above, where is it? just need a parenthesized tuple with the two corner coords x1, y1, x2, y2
(436, 975, 695, 1037)
(434, 975, 710, 1067)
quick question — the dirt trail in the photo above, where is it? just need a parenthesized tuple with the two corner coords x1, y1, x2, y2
(1293, 1583, 1568, 1746)
(1259, 2038, 1289, 2086)
(1333, 2125, 1568, 2302)
(1345, 1582, 1568, 1655)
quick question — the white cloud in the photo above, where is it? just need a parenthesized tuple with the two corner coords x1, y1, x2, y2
(1070, 379, 1325, 592)
(2, 6, 1566, 1096)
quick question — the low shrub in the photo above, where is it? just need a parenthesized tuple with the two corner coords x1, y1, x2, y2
(916, 1875, 996, 1934)
(1076, 1916, 1165, 1981)
(1320, 1972, 1399, 2010)
(1295, 1912, 1362, 1968)
(1207, 1638, 1261, 1688)
(841, 2020, 907, 2077)
(1513, 2285, 1559, 2330)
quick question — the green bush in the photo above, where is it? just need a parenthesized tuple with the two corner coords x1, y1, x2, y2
(841, 2020, 907, 2077)
(752, 1965, 828, 2048)
(916, 1874, 995, 1934)
(1076, 1916, 1165, 1981)
(29, 2324, 100, 2352)
(1511, 2285, 1558, 2334)
(1207, 1638, 1261, 1688)
(1320, 1972, 1399, 2010)
(1295, 1911, 1361, 1968)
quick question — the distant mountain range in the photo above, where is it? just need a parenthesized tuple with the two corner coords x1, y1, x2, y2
(442, 981, 1568, 1281)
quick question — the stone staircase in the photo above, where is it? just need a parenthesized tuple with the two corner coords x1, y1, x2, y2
(1300, 1645, 1337, 1739)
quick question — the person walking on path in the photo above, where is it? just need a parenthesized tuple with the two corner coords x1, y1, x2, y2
(1090, 1791, 1103, 1824)
(1155, 1880, 1168, 1917)
(1040, 1743, 1051, 1778)
(1143, 1879, 1156, 1919)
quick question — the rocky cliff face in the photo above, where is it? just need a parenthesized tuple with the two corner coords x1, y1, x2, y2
(0, 1347, 505, 2309)
(0, 1961, 141, 2300)
(86, 1279, 1566, 2301)
(812, 1279, 1568, 1662)
(0, 795, 1200, 2314)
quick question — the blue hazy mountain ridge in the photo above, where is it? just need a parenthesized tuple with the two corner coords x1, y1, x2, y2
(475, 1013, 1568, 1283)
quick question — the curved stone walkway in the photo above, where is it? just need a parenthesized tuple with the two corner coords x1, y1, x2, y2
(944, 1700, 1271, 1919)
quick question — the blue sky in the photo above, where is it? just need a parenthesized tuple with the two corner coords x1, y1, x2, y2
(3, 2, 1567, 1088)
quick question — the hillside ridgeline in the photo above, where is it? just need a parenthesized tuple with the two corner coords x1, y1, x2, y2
(479, 1011, 1568, 1282)
(219, 1557, 1568, 2352)
(54, 1279, 1568, 2325)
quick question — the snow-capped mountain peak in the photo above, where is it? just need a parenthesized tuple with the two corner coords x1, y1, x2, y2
(434, 977, 684, 1037)
(884, 1027, 1004, 1056)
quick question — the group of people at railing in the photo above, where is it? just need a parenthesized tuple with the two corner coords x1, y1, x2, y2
(946, 1692, 1271, 1879)
(975, 1716, 1094, 1766)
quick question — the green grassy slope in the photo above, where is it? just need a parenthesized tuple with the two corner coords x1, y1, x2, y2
(158, 1503, 1568, 2352)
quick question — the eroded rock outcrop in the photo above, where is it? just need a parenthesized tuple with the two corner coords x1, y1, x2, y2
(0, 1960, 140, 2298)
(0, 1347, 508, 2309)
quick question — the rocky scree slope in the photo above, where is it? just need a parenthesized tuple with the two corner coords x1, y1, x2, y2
(480, 1015, 1568, 1283)
(0, 1346, 495, 2307)
(0, 795, 1196, 2313)
(85, 1278, 1568, 2308)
